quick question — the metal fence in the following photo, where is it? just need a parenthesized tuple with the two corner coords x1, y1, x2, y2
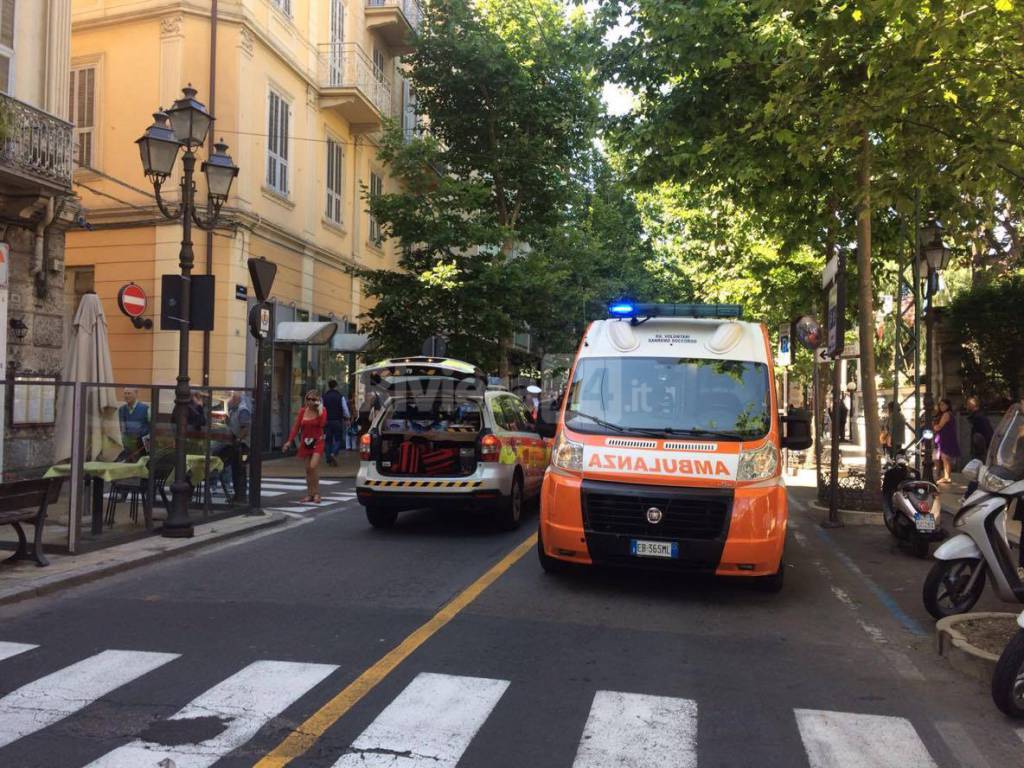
(0, 93, 74, 190)
(0, 380, 254, 555)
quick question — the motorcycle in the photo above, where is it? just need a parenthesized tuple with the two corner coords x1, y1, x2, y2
(882, 441, 943, 558)
(992, 609, 1024, 718)
(922, 403, 1024, 620)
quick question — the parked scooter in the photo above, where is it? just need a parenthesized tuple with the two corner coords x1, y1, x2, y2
(992, 609, 1024, 718)
(922, 403, 1024, 620)
(882, 440, 943, 558)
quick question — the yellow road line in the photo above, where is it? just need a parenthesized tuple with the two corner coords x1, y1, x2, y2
(253, 531, 538, 768)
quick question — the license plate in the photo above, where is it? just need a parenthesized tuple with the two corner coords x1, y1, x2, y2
(914, 514, 936, 532)
(630, 539, 679, 559)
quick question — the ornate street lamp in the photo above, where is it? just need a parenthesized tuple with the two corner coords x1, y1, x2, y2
(919, 216, 949, 483)
(136, 85, 238, 538)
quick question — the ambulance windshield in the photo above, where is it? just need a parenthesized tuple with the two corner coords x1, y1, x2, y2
(565, 357, 770, 440)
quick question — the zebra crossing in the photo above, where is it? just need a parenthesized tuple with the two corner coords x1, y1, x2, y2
(0, 643, 955, 768)
(207, 477, 351, 502)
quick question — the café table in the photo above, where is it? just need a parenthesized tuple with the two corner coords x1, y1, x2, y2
(44, 458, 149, 535)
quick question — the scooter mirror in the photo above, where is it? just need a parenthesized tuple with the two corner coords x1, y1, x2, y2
(962, 458, 982, 483)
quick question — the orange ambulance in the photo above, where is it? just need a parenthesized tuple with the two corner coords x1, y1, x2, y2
(535, 302, 811, 591)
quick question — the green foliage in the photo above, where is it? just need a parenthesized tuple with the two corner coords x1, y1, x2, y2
(948, 273, 1024, 401)
(355, 0, 656, 370)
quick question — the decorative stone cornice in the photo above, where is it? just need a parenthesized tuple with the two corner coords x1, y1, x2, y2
(239, 26, 254, 58)
(160, 14, 184, 37)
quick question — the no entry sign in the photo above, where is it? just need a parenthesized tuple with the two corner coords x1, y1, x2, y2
(117, 283, 147, 318)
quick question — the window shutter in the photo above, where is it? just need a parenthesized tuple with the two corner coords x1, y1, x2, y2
(0, 0, 15, 94)
(68, 65, 96, 168)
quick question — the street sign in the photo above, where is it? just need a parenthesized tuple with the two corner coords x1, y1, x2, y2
(777, 324, 791, 367)
(821, 255, 838, 289)
(160, 274, 215, 331)
(117, 283, 147, 318)
(235, 284, 248, 301)
(247, 257, 277, 303)
(248, 303, 272, 339)
(827, 282, 839, 355)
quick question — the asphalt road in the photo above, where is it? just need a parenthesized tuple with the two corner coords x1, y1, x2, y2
(0, 480, 1022, 767)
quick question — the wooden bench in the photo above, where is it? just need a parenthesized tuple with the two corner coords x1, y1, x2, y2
(0, 477, 63, 567)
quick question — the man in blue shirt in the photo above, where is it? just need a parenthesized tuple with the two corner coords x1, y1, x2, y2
(118, 388, 150, 461)
(321, 380, 349, 466)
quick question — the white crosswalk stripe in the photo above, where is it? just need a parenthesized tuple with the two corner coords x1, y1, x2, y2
(0, 649, 179, 749)
(0, 643, 960, 768)
(0, 641, 37, 663)
(795, 709, 938, 768)
(85, 660, 338, 768)
(572, 691, 697, 768)
(332, 673, 510, 767)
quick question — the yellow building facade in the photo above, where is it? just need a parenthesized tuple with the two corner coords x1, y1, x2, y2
(67, 0, 416, 445)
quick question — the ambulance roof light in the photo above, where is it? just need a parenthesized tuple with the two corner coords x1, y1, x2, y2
(606, 302, 743, 320)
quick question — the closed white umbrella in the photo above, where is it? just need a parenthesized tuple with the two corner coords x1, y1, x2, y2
(56, 293, 122, 462)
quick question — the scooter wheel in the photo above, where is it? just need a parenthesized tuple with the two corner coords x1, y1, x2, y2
(922, 558, 986, 620)
(992, 629, 1024, 719)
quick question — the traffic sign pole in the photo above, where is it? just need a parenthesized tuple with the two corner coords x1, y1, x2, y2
(822, 248, 847, 529)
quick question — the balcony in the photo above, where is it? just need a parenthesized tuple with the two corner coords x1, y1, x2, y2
(0, 94, 73, 195)
(365, 0, 421, 54)
(318, 43, 394, 133)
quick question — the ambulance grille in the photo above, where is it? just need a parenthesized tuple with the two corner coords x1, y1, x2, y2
(583, 485, 731, 541)
(604, 438, 658, 449)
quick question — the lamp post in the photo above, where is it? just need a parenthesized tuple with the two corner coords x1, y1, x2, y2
(919, 217, 951, 484)
(136, 85, 238, 538)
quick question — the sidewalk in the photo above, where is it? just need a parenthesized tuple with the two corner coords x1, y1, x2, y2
(0, 510, 288, 606)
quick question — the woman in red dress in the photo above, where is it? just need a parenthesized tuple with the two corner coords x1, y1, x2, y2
(285, 389, 327, 503)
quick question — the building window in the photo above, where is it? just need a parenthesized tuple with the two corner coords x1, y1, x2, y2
(266, 89, 289, 196)
(0, 0, 14, 94)
(69, 65, 97, 169)
(325, 137, 343, 225)
(372, 46, 385, 83)
(368, 171, 383, 245)
(271, 0, 291, 16)
(401, 78, 418, 141)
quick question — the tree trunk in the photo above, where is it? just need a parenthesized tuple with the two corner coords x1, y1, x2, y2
(856, 131, 881, 493)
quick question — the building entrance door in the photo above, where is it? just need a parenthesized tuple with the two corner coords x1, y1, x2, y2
(271, 347, 292, 449)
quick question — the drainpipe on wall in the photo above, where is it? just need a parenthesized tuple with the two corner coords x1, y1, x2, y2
(202, 0, 218, 386)
(32, 196, 56, 298)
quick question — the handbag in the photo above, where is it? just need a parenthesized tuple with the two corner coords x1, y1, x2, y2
(303, 436, 316, 448)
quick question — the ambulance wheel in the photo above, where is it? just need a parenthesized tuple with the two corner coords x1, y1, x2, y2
(537, 527, 568, 574)
(365, 505, 397, 529)
(755, 561, 785, 593)
(494, 474, 524, 531)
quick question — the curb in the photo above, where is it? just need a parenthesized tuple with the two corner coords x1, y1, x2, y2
(935, 612, 1015, 684)
(810, 502, 883, 526)
(0, 511, 288, 607)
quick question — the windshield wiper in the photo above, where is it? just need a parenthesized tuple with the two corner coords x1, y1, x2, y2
(662, 427, 748, 440)
(569, 411, 629, 433)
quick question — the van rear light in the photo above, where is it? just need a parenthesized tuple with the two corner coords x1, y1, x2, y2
(480, 434, 502, 462)
(359, 433, 371, 460)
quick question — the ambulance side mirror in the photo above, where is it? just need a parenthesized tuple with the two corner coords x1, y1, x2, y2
(781, 408, 812, 450)
(534, 397, 562, 439)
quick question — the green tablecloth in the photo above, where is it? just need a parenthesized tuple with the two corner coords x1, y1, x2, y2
(44, 454, 223, 484)
(44, 458, 149, 483)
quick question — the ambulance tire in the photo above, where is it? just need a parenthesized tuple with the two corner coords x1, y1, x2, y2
(537, 527, 568, 574)
(494, 474, 524, 531)
(755, 560, 785, 593)
(365, 505, 397, 529)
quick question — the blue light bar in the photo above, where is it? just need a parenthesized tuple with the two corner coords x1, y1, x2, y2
(607, 302, 743, 319)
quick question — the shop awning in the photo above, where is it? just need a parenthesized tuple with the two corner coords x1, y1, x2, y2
(330, 333, 370, 352)
(275, 321, 338, 344)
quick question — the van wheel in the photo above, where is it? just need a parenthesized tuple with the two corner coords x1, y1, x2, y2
(537, 527, 568, 574)
(365, 505, 397, 529)
(495, 475, 523, 531)
(755, 561, 785, 593)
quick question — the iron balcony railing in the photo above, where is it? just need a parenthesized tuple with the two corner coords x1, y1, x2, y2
(367, 0, 423, 32)
(318, 42, 394, 119)
(0, 93, 73, 191)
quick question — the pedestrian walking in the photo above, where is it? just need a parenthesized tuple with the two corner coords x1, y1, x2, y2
(321, 380, 348, 466)
(964, 396, 994, 462)
(285, 389, 327, 503)
(226, 392, 251, 503)
(933, 397, 960, 483)
(881, 401, 906, 457)
(357, 390, 382, 436)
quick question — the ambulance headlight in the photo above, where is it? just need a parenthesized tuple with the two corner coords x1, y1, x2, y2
(551, 431, 583, 472)
(737, 442, 779, 481)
